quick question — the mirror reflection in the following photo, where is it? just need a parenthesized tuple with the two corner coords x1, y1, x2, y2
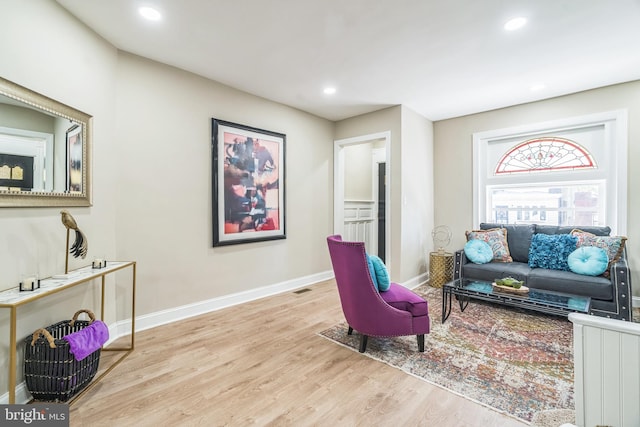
(0, 77, 91, 207)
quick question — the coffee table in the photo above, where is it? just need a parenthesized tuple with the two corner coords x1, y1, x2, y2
(442, 278, 591, 323)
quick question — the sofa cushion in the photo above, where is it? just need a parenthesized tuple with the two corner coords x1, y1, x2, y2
(480, 223, 535, 263)
(568, 246, 609, 276)
(528, 233, 577, 271)
(536, 225, 611, 236)
(527, 268, 613, 301)
(465, 228, 512, 262)
(462, 261, 532, 283)
(464, 239, 493, 264)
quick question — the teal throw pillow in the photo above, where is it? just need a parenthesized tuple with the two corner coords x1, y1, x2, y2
(567, 246, 609, 276)
(369, 255, 390, 291)
(528, 233, 578, 271)
(366, 254, 379, 290)
(464, 239, 493, 264)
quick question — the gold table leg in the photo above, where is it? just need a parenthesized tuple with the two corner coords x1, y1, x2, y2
(9, 306, 17, 404)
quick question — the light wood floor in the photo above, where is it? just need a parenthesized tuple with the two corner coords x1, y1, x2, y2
(69, 280, 527, 427)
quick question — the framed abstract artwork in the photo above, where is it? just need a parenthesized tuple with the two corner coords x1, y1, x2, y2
(211, 119, 286, 246)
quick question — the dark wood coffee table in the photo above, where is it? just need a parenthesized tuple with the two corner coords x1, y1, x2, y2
(442, 278, 591, 323)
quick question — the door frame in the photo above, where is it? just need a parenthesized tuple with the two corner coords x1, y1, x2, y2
(334, 131, 392, 273)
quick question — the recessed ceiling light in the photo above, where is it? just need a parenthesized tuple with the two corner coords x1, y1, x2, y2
(504, 17, 527, 31)
(139, 6, 162, 21)
(323, 87, 337, 95)
(530, 83, 546, 92)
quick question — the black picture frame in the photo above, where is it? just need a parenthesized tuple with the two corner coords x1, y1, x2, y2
(212, 119, 286, 246)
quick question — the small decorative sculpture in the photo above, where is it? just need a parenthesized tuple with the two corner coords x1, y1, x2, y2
(432, 225, 452, 254)
(60, 210, 88, 273)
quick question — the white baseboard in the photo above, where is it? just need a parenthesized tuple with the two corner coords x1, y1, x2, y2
(633, 296, 640, 308)
(132, 269, 334, 333)
(404, 272, 429, 290)
(1, 383, 31, 405)
(117, 268, 428, 335)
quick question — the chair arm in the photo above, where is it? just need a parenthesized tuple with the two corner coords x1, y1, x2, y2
(453, 249, 468, 281)
(610, 248, 633, 321)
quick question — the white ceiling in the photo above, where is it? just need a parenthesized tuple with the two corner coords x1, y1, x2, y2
(56, 0, 640, 122)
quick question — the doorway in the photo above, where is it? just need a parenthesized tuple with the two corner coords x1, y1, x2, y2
(334, 131, 391, 270)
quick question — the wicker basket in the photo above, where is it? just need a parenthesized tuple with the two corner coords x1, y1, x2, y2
(24, 309, 101, 402)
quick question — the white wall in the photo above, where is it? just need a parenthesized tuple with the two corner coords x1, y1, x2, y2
(335, 106, 434, 283)
(434, 80, 640, 297)
(0, 0, 336, 399)
(0, 1, 119, 284)
(114, 53, 334, 316)
(400, 106, 434, 279)
(0, 0, 119, 396)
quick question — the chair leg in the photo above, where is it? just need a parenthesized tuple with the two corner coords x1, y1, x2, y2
(417, 334, 425, 352)
(348, 326, 353, 335)
(359, 335, 368, 353)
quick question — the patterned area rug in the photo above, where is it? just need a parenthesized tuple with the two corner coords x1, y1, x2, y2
(318, 284, 574, 424)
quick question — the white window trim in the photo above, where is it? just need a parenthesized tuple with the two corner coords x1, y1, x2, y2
(473, 110, 628, 234)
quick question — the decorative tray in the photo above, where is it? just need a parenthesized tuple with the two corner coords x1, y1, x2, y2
(492, 282, 529, 295)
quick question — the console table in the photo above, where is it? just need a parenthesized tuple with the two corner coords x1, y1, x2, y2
(0, 261, 136, 404)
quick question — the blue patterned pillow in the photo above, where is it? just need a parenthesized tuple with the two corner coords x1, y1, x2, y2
(465, 228, 512, 262)
(464, 239, 493, 264)
(571, 229, 627, 277)
(568, 246, 609, 276)
(528, 233, 578, 271)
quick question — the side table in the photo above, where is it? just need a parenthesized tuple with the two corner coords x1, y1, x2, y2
(429, 251, 453, 288)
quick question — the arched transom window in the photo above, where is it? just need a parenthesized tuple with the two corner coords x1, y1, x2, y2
(495, 137, 596, 174)
(472, 110, 628, 233)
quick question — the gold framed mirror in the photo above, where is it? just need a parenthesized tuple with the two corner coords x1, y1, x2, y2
(0, 77, 92, 207)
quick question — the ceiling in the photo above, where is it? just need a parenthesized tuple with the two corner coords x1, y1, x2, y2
(56, 0, 640, 122)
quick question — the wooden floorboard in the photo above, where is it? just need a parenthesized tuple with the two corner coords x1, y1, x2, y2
(69, 280, 527, 427)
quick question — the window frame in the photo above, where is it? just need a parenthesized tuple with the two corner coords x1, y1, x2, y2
(472, 110, 628, 234)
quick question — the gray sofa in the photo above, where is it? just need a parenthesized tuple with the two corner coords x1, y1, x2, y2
(454, 223, 633, 321)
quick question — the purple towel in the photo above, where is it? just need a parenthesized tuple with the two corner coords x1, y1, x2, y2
(62, 321, 109, 361)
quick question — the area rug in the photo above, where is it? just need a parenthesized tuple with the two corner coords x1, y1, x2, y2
(318, 284, 575, 424)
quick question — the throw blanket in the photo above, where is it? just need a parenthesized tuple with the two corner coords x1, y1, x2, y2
(63, 321, 109, 361)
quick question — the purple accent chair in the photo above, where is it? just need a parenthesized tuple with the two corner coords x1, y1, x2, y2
(326, 235, 430, 353)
